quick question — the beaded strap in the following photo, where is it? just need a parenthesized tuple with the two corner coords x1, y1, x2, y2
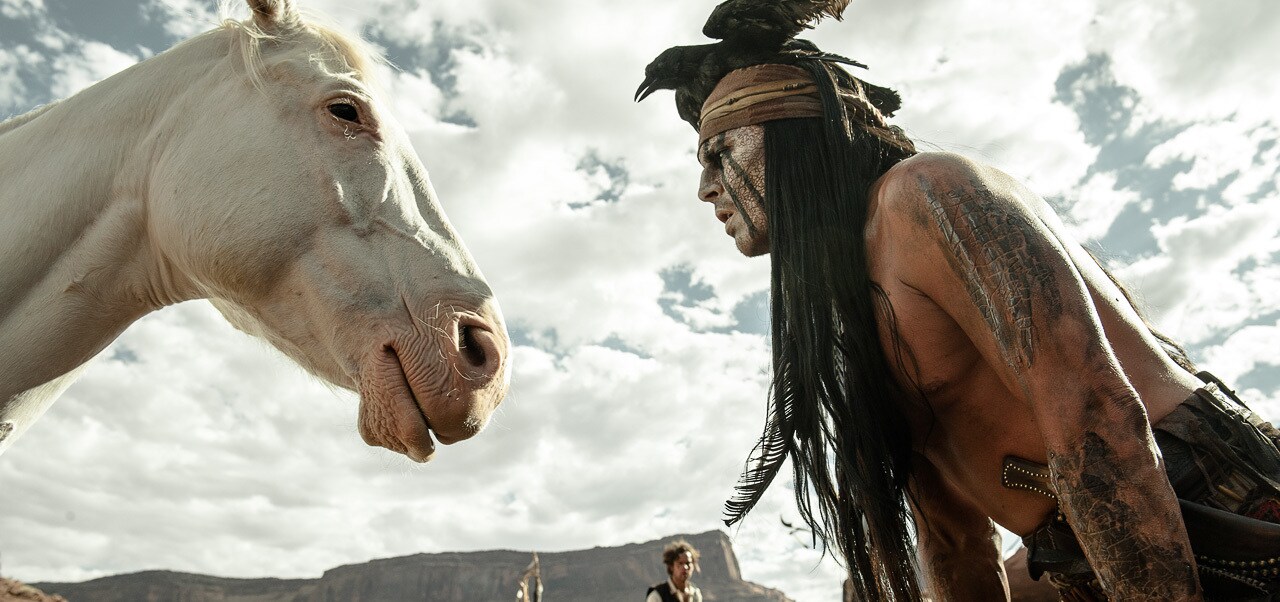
(1002, 455, 1058, 501)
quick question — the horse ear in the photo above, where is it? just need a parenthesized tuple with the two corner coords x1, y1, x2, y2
(247, 0, 299, 31)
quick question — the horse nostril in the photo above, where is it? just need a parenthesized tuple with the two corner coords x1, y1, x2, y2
(459, 324, 487, 369)
(456, 317, 505, 385)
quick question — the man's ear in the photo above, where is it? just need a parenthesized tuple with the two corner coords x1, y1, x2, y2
(246, 0, 300, 32)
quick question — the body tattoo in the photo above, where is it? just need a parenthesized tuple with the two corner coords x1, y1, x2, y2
(918, 175, 1197, 595)
(903, 169, 1200, 597)
(1049, 431, 1199, 599)
(1045, 344, 1198, 598)
(917, 176, 1062, 371)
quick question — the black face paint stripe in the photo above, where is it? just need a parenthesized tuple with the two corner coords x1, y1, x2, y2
(721, 179, 753, 234)
(711, 133, 754, 233)
(723, 152, 764, 207)
(722, 150, 762, 235)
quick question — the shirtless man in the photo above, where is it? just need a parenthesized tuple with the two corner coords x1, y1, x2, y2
(636, 2, 1280, 600)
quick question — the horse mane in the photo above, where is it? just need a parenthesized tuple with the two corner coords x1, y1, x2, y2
(214, 1, 388, 90)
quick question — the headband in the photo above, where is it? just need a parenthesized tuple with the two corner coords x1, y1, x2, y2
(698, 64, 824, 144)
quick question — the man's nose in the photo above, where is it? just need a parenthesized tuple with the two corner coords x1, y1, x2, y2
(698, 170, 723, 203)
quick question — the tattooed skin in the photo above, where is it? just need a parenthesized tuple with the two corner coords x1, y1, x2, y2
(917, 175, 1063, 372)
(1046, 343, 1198, 598)
(914, 170, 1198, 598)
(1050, 432, 1199, 599)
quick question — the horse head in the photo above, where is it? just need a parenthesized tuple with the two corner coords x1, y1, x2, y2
(143, 0, 511, 462)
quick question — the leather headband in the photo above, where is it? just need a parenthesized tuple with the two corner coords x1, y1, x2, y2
(698, 65, 824, 145)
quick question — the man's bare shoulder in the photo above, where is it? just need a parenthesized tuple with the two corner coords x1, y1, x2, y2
(868, 152, 1044, 254)
(868, 153, 978, 261)
(874, 152, 1024, 215)
(882, 150, 985, 180)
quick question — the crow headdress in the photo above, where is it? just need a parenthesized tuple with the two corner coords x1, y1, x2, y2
(634, 0, 902, 133)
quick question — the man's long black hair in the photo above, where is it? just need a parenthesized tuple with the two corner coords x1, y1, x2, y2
(721, 59, 923, 601)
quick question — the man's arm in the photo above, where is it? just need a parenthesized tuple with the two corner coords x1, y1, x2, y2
(881, 153, 1201, 600)
(909, 454, 1010, 601)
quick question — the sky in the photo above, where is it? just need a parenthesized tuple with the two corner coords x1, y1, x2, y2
(0, 0, 1277, 600)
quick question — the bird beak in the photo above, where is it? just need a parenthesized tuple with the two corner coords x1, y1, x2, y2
(634, 76, 658, 102)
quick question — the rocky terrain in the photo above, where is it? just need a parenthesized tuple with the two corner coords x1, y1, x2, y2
(28, 530, 791, 602)
(0, 577, 67, 602)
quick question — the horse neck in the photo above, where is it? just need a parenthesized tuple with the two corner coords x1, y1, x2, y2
(0, 101, 60, 137)
(0, 30, 233, 432)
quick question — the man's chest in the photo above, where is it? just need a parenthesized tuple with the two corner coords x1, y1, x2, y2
(873, 280, 983, 399)
(874, 279, 1064, 530)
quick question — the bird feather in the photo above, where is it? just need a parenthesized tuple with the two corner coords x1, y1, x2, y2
(704, 0, 852, 46)
(637, 0, 871, 131)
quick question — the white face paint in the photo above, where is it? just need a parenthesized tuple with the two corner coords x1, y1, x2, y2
(697, 125, 770, 257)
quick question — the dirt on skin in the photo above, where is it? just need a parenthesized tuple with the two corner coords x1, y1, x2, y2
(0, 578, 67, 602)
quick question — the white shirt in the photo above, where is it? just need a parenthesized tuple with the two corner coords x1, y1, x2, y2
(646, 578, 702, 602)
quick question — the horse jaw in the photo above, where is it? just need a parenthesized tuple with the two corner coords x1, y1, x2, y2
(207, 266, 511, 464)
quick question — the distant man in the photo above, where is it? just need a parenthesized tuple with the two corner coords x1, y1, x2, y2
(646, 540, 702, 602)
(635, 0, 1280, 600)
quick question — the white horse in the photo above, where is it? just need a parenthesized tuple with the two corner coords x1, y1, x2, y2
(0, 0, 511, 463)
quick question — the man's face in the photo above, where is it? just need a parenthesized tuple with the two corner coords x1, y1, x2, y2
(698, 125, 769, 257)
(669, 551, 695, 587)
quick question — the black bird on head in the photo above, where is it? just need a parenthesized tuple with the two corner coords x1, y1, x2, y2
(635, 0, 867, 129)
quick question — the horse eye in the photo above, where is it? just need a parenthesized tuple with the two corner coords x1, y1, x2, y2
(328, 102, 360, 124)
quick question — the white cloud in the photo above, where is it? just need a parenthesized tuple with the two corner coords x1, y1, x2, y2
(1062, 171, 1143, 242)
(1091, 0, 1280, 129)
(823, 0, 1099, 196)
(145, 0, 219, 39)
(1200, 321, 1280, 387)
(1146, 120, 1276, 197)
(1119, 200, 1280, 343)
(48, 41, 139, 99)
(1247, 387, 1280, 427)
(0, 0, 42, 20)
(379, 67, 447, 132)
(0, 49, 28, 111)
